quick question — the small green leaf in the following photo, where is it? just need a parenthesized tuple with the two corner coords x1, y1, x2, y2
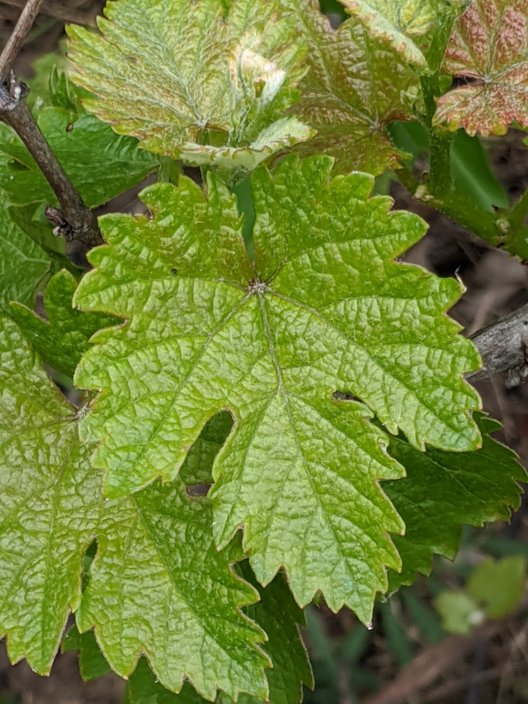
(127, 660, 208, 703)
(284, 0, 420, 175)
(435, 0, 528, 135)
(67, 0, 309, 175)
(62, 626, 112, 682)
(0, 192, 50, 313)
(386, 414, 526, 591)
(467, 556, 527, 618)
(74, 155, 481, 621)
(11, 269, 116, 377)
(434, 591, 482, 635)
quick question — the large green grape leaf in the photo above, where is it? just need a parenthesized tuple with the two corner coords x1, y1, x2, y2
(0, 316, 100, 674)
(67, 0, 310, 177)
(11, 269, 116, 377)
(0, 108, 159, 209)
(386, 414, 526, 591)
(0, 191, 51, 313)
(0, 319, 269, 699)
(434, 0, 528, 135)
(74, 155, 481, 620)
(283, 0, 420, 175)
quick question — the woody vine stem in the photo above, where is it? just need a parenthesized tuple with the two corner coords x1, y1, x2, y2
(0, 0, 102, 248)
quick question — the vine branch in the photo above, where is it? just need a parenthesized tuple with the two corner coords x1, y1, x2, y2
(0, 0, 102, 249)
(0, 0, 45, 79)
(469, 302, 528, 388)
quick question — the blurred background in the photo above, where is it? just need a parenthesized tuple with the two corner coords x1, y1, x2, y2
(1, 0, 528, 702)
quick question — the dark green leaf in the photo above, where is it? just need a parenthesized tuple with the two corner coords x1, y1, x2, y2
(0, 191, 51, 313)
(11, 269, 116, 377)
(386, 414, 526, 590)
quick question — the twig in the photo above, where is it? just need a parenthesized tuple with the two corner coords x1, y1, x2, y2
(0, 83, 102, 247)
(0, 0, 103, 249)
(0, 0, 100, 26)
(0, 0, 45, 79)
(468, 302, 528, 388)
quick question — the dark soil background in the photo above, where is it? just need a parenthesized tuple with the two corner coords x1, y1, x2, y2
(1, 2, 527, 703)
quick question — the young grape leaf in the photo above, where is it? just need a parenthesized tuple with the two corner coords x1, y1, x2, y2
(339, 1, 469, 68)
(0, 316, 100, 674)
(434, 0, 528, 135)
(0, 109, 159, 209)
(0, 318, 269, 699)
(338, 0, 438, 67)
(386, 414, 526, 591)
(284, 0, 420, 175)
(0, 191, 51, 313)
(67, 0, 310, 177)
(11, 269, 116, 377)
(74, 155, 481, 620)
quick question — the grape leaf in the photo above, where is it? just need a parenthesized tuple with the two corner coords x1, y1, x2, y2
(126, 418, 312, 704)
(125, 569, 312, 704)
(77, 460, 269, 700)
(0, 109, 159, 209)
(339, 1, 468, 68)
(0, 316, 100, 674)
(11, 269, 116, 377)
(67, 0, 310, 177)
(74, 155, 481, 620)
(0, 318, 269, 699)
(434, 0, 528, 135)
(0, 191, 51, 313)
(338, 0, 438, 67)
(386, 414, 526, 591)
(284, 0, 420, 175)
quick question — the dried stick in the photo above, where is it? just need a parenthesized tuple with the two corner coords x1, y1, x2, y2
(1, 0, 101, 26)
(0, 0, 45, 79)
(0, 0, 102, 248)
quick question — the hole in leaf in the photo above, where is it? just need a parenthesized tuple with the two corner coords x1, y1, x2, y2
(186, 484, 211, 498)
(333, 390, 361, 403)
